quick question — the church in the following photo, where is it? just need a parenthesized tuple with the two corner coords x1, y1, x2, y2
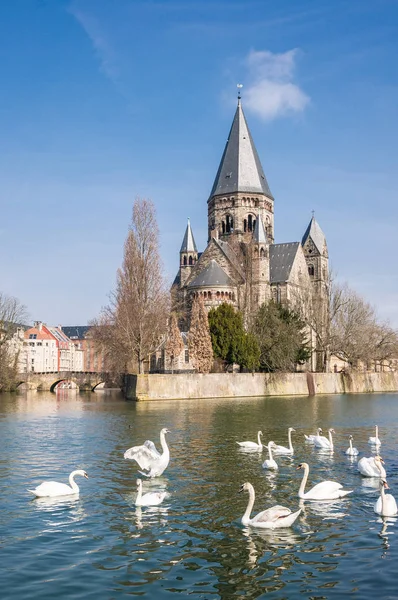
(172, 96, 329, 371)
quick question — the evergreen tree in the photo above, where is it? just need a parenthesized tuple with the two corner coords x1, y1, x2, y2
(166, 312, 184, 373)
(188, 296, 213, 373)
(208, 303, 260, 371)
(252, 301, 311, 372)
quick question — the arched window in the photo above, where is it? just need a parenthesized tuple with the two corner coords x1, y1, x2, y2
(222, 221, 226, 234)
(248, 214, 253, 232)
(244, 218, 247, 232)
(260, 247, 265, 258)
(189, 256, 193, 266)
(183, 256, 187, 266)
(308, 265, 315, 276)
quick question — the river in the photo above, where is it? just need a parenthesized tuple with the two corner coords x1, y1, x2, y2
(0, 390, 397, 599)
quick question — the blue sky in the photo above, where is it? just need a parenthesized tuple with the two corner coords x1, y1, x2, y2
(1, 0, 398, 326)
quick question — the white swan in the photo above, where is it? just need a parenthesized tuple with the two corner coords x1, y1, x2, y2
(273, 428, 295, 455)
(124, 428, 170, 478)
(239, 482, 301, 529)
(236, 431, 263, 451)
(374, 480, 398, 517)
(357, 455, 386, 478)
(304, 428, 323, 443)
(368, 425, 381, 446)
(313, 428, 335, 450)
(28, 470, 88, 497)
(345, 435, 359, 456)
(262, 441, 278, 470)
(297, 462, 352, 500)
(135, 478, 168, 506)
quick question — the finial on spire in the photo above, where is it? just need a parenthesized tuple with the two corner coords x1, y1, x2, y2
(311, 209, 315, 219)
(237, 83, 243, 104)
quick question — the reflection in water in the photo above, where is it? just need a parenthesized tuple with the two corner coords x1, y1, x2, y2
(2, 390, 398, 600)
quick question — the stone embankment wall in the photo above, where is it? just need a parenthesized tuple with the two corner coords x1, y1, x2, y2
(123, 371, 398, 401)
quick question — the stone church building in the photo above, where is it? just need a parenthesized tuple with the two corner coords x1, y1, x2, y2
(172, 98, 329, 371)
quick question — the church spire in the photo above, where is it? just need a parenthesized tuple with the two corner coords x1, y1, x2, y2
(209, 100, 273, 199)
(180, 218, 197, 253)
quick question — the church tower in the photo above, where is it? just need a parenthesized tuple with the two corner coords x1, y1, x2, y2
(302, 215, 329, 370)
(250, 215, 271, 312)
(179, 218, 198, 287)
(207, 97, 275, 244)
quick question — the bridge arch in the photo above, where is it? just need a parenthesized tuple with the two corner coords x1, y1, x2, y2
(50, 379, 79, 393)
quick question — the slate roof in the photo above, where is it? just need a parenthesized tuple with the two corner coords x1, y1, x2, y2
(213, 238, 245, 280)
(301, 216, 326, 254)
(188, 260, 234, 288)
(209, 100, 273, 199)
(180, 218, 197, 253)
(61, 326, 91, 340)
(269, 243, 300, 283)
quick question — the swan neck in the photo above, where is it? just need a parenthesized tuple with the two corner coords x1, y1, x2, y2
(136, 481, 142, 503)
(328, 430, 334, 450)
(268, 443, 274, 460)
(242, 485, 255, 525)
(288, 429, 293, 451)
(69, 471, 79, 493)
(381, 483, 386, 512)
(349, 438, 353, 450)
(299, 464, 309, 497)
(375, 426, 379, 438)
(160, 432, 169, 455)
(257, 432, 262, 447)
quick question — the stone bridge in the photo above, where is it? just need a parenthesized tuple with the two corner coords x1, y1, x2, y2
(17, 371, 119, 392)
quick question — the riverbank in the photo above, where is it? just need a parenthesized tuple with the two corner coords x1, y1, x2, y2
(123, 371, 398, 401)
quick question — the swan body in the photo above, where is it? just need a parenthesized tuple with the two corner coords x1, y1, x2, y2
(135, 478, 168, 506)
(273, 428, 295, 455)
(368, 425, 381, 447)
(313, 428, 335, 450)
(345, 435, 359, 456)
(28, 470, 88, 497)
(262, 441, 278, 470)
(374, 480, 398, 517)
(304, 428, 323, 443)
(358, 455, 386, 478)
(236, 431, 263, 451)
(297, 462, 352, 500)
(239, 482, 301, 529)
(124, 428, 170, 478)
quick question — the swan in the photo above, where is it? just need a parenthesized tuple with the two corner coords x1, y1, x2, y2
(262, 441, 278, 470)
(297, 462, 352, 500)
(124, 428, 170, 478)
(135, 478, 168, 506)
(239, 482, 301, 529)
(28, 470, 88, 497)
(236, 431, 263, 451)
(374, 480, 398, 517)
(368, 425, 381, 446)
(272, 428, 295, 455)
(345, 435, 359, 456)
(313, 428, 335, 450)
(357, 455, 386, 478)
(304, 428, 323, 443)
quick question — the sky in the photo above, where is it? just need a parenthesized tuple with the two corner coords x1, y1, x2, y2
(1, 0, 398, 326)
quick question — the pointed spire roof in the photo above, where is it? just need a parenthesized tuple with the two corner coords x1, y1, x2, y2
(209, 100, 273, 199)
(188, 260, 233, 288)
(302, 216, 327, 254)
(180, 218, 197, 253)
(253, 216, 267, 244)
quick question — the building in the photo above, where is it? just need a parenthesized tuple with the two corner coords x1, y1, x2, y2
(21, 322, 84, 373)
(61, 326, 105, 372)
(173, 97, 329, 371)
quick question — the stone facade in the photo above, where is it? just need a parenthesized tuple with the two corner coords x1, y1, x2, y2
(172, 100, 329, 370)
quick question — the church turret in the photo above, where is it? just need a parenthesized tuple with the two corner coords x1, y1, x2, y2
(179, 218, 198, 287)
(250, 215, 270, 310)
(207, 98, 274, 244)
(302, 215, 328, 283)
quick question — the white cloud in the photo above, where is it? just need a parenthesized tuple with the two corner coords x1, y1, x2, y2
(68, 7, 119, 82)
(243, 49, 310, 121)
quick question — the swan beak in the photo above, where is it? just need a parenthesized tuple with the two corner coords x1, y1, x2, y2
(384, 482, 390, 489)
(84, 473, 89, 479)
(296, 464, 303, 470)
(238, 485, 245, 493)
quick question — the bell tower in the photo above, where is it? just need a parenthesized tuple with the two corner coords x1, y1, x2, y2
(179, 218, 198, 287)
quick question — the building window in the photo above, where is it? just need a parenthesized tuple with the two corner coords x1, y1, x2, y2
(183, 256, 187, 266)
(189, 256, 193, 265)
(185, 349, 189, 363)
(308, 265, 315, 276)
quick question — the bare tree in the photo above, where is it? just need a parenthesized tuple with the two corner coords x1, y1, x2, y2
(166, 312, 184, 373)
(188, 296, 213, 373)
(0, 293, 28, 389)
(92, 198, 170, 374)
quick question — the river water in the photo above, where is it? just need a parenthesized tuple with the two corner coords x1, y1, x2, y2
(1, 390, 397, 599)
